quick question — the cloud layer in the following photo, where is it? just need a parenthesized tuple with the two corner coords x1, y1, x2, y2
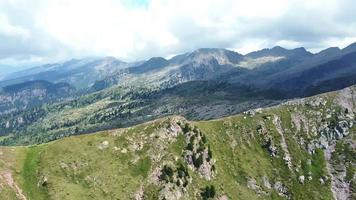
(1, 0, 356, 68)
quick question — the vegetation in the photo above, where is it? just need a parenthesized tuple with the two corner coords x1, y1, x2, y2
(0, 85, 355, 199)
(0, 81, 279, 146)
(201, 185, 216, 200)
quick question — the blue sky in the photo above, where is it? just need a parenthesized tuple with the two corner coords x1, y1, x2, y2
(122, 0, 150, 8)
(0, 0, 356, 73)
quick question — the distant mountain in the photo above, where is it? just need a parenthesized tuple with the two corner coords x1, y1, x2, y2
(259, 43, 356, 96)
(3, 43, 356, 98)
(1, 42, 356, 96)
(315, 47, 341, 58)
(89, 43, 356, 98)
(170, 48, 243, 65)
(92, 48, 246, 91)
(0, 42, 355, 146)
(0, 80, 74, 114)
(0, 57, 129, 89)
(245, 46, 313, 59)
(0, 65, 19, 78)
(129, 57, 169, 74)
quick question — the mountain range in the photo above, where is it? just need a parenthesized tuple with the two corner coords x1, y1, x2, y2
(2, 43, 356, 96)
(1, 43, 356, 145)
(0, 42, 355, 200)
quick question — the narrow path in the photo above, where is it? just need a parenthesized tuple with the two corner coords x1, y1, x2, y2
(273, 115, 293, 170)
(1, 170, 27, 200)
(0, 156, 27, 200)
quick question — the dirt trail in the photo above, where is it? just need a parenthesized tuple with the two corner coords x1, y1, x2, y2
(273, 115, 293, 170)
(0, 149, 27, 200)
(1, 170, 27, 200)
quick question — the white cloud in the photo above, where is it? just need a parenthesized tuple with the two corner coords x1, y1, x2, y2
(275, 40, 302, 49)
(0, 13, 30, 39)
(0, 0, 356, 67)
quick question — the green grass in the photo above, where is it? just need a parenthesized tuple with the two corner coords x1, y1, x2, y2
(169, 134, 185, 155)
(144, 184, 160, 199)
(21, 145, 50, 199)
(1, 88, 354, 199)
(0, 186, 18, 200)
(131, 156, 152, 178)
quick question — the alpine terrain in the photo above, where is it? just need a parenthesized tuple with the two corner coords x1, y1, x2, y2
(0, 84, 355, 200)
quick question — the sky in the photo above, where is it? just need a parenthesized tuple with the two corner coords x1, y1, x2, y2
(1, 0, 356, 72)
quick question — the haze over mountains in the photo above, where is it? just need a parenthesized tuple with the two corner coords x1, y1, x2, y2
(0, 42, 356, 145)
(1, 0, 356, 199)
(1, 39, 356, 200)
(1, 42, 356, 95)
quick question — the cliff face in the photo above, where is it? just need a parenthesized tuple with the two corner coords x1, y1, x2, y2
(0, 86, 355, 200)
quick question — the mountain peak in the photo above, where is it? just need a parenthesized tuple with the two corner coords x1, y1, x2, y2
(316, 47, 341, 57)
(144, 57, 169, 66)
(187, 48, 243, 64)
(147, 57, 168, 62)
(128, 56, 169, 74)
(195, 48, 225, 53)
(342, 42, 356, 53)
(102, 56, 120, 62)
(293, 47, 307, 51)
(292, 47, 313, 55)
(246, 46, 312, 59)
(271, 46, 286, 51)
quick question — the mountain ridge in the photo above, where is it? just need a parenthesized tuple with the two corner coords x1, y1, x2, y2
(0, 84, 354, 199)
(1, 42, 356, 146)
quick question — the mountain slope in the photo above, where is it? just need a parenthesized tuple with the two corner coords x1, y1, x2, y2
(91, 48, 246, 91)
(269, 51, 356, 96)
(0, 57, 128, 89)
(0, 80, 74, 114)
(0, 80, 283, 145)
(0, 85, 355, 200)
(255, 43, 356, 93)
(245, 46, 313, 60)
(1, 44, 356, 145)
(3, 43, 356, 97)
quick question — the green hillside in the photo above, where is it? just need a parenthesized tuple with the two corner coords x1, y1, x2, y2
(0, 86, 355, 200)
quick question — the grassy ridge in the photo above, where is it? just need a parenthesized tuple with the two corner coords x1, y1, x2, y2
(22, 145, 50, 199)
(0, 86, 354, 199)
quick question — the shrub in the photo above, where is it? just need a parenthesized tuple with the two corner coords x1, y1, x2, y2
(187, 142, 194, 151)
(193, 154, 204, 168)
(160, 165, 174, 182)
(201, 185, 216, 200)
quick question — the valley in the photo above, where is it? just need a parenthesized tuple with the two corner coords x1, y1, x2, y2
(0, 85, 355, 199)
(1, 44, 356, 146)
(1, 1, 356, 199)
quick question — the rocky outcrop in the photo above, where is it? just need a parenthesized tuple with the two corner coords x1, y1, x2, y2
(258, 123, 278, 157)
(181, 123, 215, 180)
(247, 178, 268, 195)
(273, 181, 289, 198)
(325, 144, 350, 200)
(273, 116, 293, 170)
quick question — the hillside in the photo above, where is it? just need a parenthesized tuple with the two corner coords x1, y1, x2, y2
(0, 85, 355, 200)
(2, 43, 356, 146)
(0, 80, 75, 114)
(0, 57, 128, 89)
(0, 81, 281, 145)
